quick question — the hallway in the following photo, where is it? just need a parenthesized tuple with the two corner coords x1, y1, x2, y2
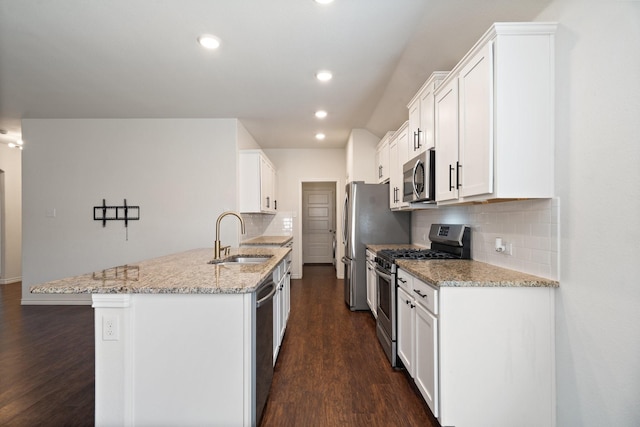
(0, 265, 438, 426)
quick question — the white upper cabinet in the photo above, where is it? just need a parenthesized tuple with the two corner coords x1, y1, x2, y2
(375, 132, 393, 183)
(407, 72, 449, 156)
(239, 150, 277, 213)
(435, 22, 557, 204)
(389, 122, 410, 210)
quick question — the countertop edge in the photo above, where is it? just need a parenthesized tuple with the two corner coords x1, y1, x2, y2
(396, 259, 559, 288)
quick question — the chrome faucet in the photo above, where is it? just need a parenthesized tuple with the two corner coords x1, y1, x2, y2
(214, 211, 246, 259)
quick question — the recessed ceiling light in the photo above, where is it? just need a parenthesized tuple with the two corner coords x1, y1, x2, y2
(198, 34, 221, 49)
(316, 70, 333, 82)
(315, 110, 328, 119)
(314, 0, 334, 4)
(315, 133, 326, 140)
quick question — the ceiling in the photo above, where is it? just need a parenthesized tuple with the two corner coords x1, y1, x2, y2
(0, 0, 550, 149)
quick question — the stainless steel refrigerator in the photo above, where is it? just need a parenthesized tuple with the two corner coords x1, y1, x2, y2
(341, 182, 411, 310)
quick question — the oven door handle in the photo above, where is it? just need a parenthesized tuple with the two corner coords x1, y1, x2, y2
(374, 265, 392, 282)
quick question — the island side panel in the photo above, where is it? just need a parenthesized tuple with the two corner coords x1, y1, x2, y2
(93, 292, 253, 427)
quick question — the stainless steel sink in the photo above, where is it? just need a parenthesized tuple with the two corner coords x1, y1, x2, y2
(208, 255, 273, 265)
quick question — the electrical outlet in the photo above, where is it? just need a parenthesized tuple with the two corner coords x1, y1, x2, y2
(102, 316, 119, 341)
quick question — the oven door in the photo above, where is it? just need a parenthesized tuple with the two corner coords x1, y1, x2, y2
(375, 265, 397, 366)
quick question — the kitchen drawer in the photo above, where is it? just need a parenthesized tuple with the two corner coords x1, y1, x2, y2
(397, 268, 413, 293)
(366, 249, 376, 262)
(413, 278, 437, 315)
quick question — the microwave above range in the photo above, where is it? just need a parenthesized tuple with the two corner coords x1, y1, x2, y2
(402, 149, 435, 203)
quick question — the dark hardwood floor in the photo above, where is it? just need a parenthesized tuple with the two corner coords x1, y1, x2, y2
(261, 265, 439, 426)
(0, 281, 95, 426)
(1, 266, 438, 426)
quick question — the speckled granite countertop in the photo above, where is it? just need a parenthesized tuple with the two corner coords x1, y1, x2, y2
(366, 243, 426, 252)
(30, 247, 291, 295)
(396, 259, 559, 288)
(241, 235, 293, 246)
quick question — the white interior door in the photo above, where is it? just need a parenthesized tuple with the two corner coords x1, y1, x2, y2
(302, 185, 335, 264)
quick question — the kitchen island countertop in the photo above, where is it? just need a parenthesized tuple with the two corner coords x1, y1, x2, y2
(396, 259, 559, 288)
(29, 247, 291, 295)
(241, 235, 293, 246)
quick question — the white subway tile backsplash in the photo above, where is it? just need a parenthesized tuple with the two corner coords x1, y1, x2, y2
(241, 212, 294, 240)
(412, 198, 559, 280)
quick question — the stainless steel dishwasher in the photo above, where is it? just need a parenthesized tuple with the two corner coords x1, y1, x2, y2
(255, 276, 276, 425)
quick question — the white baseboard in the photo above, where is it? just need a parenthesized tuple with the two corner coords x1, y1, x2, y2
(0, 276, 22, 285)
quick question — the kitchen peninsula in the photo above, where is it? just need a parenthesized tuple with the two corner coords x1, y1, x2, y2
(30, 246, 291, 427)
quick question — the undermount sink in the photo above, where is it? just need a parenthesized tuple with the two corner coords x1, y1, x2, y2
(208, 255, 273, 265)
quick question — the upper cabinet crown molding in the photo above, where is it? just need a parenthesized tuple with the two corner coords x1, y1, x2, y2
(434, 22, 557, 205)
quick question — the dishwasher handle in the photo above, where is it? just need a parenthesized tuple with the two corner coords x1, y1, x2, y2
(256, 280, 277, 308)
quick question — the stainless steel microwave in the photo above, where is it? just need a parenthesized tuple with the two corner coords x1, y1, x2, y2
(402, 149, 435, 203)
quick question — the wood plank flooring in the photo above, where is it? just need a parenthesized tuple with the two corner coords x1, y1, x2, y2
(1, 265, 439, 426)
(261, 265, 439, 426)
(0, 281, 95, 426)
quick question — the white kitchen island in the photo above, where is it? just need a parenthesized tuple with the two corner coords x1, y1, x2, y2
(30, 247, 291, 427)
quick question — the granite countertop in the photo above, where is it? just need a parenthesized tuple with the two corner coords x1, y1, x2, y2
(396, 259, 559, 288)
(366, 243, 427, 252)
(30, 247, 291, 295)
(241, 235, 293, 246)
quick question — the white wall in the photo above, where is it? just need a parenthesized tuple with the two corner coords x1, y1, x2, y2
(0, 144, 22, 284)
(536, 2, 640, 425)
(22, 118, 240, 304)
(345, 128, 379, 183)
(264, 148, 346, 279)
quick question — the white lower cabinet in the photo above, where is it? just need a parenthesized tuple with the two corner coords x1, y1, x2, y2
(365, 249, 377, 317)
(414, 300, 438, 416)
(397, 269, 439, 416)
(397, 267, 555, 427)
(273, 255, 291, 364)
(396, 286, 415, 376)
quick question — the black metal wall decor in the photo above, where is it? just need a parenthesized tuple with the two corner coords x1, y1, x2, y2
(93, 199, 140, 227)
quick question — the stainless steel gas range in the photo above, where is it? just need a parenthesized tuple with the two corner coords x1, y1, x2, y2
(374, 224, 471, 367)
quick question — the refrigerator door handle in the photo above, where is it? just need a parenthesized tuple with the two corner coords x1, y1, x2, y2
(342, 192, 349, 246)
(341, 256, 350, 265)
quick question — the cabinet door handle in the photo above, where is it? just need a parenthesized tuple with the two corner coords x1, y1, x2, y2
(379, 165, 383, 178)
(416, 128, 422, 149)
(456, 161, 462, 189)
(274, 200, 277, 210)
(449, 164, 454, 191)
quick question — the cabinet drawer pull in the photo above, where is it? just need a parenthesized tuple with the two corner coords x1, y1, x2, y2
(398, 277, 406, 283)
(414, 289, 428, 299)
